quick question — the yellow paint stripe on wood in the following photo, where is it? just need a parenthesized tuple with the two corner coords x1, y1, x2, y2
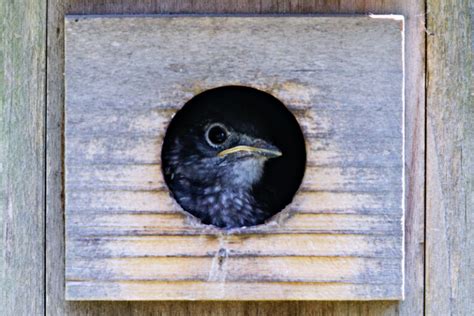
(67, 256, 401, 283)
(68, 234, 401, 258)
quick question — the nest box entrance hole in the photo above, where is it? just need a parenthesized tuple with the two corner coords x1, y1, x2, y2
(161, 85, 307, 229)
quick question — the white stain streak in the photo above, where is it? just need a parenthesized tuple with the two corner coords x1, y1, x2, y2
(369, 14, 404, 21)
(207, 234, 229, 285)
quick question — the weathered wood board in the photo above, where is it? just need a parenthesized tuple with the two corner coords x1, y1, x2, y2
(425, 1, 474, 314)
(65, 16, 405, 300)
(0, 0, 46, 315)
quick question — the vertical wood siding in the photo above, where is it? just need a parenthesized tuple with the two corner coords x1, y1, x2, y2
(0, 1, 46, 315)
(426, 0, 473, 314)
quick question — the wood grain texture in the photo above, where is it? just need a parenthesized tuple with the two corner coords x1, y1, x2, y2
(67, 281, 403, 301)
(46, 1, 67, 315)
(46, 0, 427, 315)
(425, 0, 473, 315)
(64, 16, 404, 301)
(0, 0, 46, 315)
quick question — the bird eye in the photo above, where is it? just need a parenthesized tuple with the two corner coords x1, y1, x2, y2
(205, 123, 228, 147)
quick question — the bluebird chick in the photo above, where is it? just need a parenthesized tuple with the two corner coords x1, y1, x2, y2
(162, 86, 306, 228)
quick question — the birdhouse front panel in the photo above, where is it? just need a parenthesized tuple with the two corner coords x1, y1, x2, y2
(65, 16, 405, 300)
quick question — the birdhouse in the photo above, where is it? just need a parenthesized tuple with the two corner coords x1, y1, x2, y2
(65, 15, 405, 300)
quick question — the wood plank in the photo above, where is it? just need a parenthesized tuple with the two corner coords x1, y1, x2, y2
(66, 213, 402, 236)
(66, 189, 400, 215)
(67, 234, 402, 258)
(46, 1, 68, 314)
(67, 256, 401, 283)
(67, 164, 404, 192)
(47, 0, 426, 315)
(65, 16, 404, 299)
(65, 14, 404, 301)
(65, 135, 402, 168)
(0, 1, 46, 315)
(66, 281, 403, 301)
(425, 0, 473, 314)
(395, 1, 426, 314)
(66, 100, 401, 135)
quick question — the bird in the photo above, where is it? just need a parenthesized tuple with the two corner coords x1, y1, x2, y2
(161, 86, 306, 229)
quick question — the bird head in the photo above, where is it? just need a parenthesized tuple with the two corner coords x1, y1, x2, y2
(168, 121, 282, 190)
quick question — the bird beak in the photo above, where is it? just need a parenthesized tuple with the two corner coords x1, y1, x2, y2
(217, 138, 282, 159)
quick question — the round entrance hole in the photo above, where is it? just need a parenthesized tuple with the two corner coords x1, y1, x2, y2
(162, 86, 306, 229)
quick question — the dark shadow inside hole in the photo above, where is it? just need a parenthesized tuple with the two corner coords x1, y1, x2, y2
(162, 86, 306, 229)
